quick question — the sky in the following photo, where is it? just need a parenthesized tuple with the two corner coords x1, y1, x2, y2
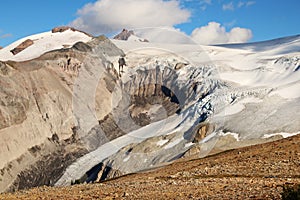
(0, 0, 299, 47)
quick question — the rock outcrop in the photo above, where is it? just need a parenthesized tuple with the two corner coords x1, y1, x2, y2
(51, 26, 92, 37)
(192, 123, 214, 143)
(113, 29, 135, 41)
(0, 36, 125, 192)
(10, 39, 34, 55)
(51, 26, 77, 33)
(113, 29, 149, 42)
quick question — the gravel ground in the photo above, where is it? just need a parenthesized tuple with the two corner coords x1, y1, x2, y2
(1, 134, 299, 200)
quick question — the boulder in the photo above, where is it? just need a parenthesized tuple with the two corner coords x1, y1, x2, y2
(192, 123, 214, 143)
(10, 39, 34, 55)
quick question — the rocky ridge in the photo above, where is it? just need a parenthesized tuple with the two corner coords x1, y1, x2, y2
(113, 29, 149, 42)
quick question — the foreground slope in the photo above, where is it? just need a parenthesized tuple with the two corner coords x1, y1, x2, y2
(1, 134, 299, 199)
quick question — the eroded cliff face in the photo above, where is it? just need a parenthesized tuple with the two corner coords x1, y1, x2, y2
(0, 35, 184, 192)
(0, 36, 127, 192)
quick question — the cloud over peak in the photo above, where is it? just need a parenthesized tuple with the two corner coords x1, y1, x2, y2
(191, 22, 252, 45)
(70, 0, 191, 35)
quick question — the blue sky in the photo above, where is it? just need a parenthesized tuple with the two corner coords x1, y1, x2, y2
(0, 0, 299, 47)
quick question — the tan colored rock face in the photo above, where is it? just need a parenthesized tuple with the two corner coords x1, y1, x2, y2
(51, 26, 76, 33)
(10, 39, 34, 55)
(0, 36, 128, 192)
(0, 61, 77, 192)
(51, 26, 92, 37)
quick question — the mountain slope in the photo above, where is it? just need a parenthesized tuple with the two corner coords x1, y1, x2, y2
(56, 35, 300, 185)
(1, 134, 299, 199)
(0, 29, 299, 193)
(0, 33, 125, 192)
(0, 27, 92, 62)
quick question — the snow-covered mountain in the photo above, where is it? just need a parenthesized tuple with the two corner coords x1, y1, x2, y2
(0, 27, 92, 62)
(113, 29, 149, 43)
(57, 34, 300, 185)
(113, 27, 195, 44)
(0, 28, 299, 191)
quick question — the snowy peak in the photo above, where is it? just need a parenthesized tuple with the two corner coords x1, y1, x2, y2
(113, 29, 149, 42)
(113, 29, 134, 40)
(0, 27, 92, 62)
(51, 26, 92, 37)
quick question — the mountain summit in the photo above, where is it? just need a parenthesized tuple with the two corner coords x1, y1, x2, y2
(113, 29, 149, 42)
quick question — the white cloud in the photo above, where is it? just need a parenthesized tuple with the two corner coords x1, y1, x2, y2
(0, 33, 12, 39)
(246, 1, 255, 6)
(222, 2, 234, 11)
(237, 1, 244, 8)
(238, 1, 255, 8)
(191, 22, 252, 45)
(70, 0, 191, 35)
(224, 20, 237, 28)
(200, 0, 212, 4)
(199, 0, 212, 10)
(135, 27, 195, 44)
(200, 5, 207, 11)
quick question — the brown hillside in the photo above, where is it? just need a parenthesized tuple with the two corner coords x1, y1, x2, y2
(1, 134, 299, 200)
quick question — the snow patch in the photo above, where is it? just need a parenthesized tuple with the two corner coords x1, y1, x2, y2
(123, 156, 130, 162)
(184, 142, 194, 148)
(164, 138, 182, 149)
(221, 132, 240, 141)
(216, 97, 263, 117)
(270, 83, 300, 99)
(156, 139, 169, 146)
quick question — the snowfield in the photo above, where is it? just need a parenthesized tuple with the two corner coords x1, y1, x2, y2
(56, 34, 300, 185)
(0, 29, 92, 62)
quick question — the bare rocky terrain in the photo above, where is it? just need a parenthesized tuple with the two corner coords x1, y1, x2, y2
(1, 134, 299, 199)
